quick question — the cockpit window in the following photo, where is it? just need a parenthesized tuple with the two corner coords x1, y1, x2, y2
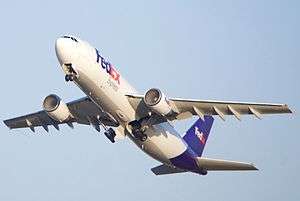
(62, 36, 78, 42)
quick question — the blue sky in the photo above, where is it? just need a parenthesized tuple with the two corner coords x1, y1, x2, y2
(0, 0, 299, 201)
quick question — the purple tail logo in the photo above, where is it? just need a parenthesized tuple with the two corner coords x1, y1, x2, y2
(183, 116, 214, 157)
(195, 127, 206, 144)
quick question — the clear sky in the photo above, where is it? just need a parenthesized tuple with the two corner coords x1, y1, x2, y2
(0, 0, 299, 201)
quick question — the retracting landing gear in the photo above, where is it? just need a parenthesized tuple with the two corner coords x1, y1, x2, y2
(99, 121, 116, 143)
(104, 128, 116, 143)
(65, 74, 75, 82)
(63, 63, 78, 82)
(90, 115, 117, 143)
(129, 120, 148, 142)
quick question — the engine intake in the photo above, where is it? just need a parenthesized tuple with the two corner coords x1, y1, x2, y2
(144, 88, 172, 116)
(43, 94, 71, 122)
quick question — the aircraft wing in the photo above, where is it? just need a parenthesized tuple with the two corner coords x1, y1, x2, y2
(3, 97, 119, 132)
(126, 94, 292, 122)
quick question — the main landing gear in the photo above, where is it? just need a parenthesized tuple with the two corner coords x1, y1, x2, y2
(89, 116, 117, 143)
(128, 120, 148, 142)
(104, 127, 116, 143)
(98, 122, 116, 143)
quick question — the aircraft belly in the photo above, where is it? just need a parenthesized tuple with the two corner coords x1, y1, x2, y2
(72, 57, 188, 166)
(133, 122, 188, 164)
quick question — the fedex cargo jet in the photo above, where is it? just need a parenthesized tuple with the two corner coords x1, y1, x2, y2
(4, 35, 292, 175)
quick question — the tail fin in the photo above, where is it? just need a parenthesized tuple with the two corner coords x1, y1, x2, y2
(183, 116, 214, 157)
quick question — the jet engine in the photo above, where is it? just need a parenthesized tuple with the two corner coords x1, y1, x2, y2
(43, 94, 71, 122)
(143, 88, 173, 116)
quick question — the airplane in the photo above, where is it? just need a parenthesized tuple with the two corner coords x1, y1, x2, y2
(3, 35, 292, 176)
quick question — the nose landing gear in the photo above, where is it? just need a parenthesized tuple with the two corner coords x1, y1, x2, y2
(128, 120, 148, 142)
(63, 63, 78, 82)
(65, 74, 75, 82)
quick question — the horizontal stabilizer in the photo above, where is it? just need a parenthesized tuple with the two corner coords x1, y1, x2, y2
(196, 157, 258, 171)
(151, 164, 187, 175)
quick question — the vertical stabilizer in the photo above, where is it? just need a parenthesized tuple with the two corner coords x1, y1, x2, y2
(183, 116, 214, 156)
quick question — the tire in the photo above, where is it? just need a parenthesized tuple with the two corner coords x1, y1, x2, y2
(130, 120, 141, 129)
(69, 75, 74, 81)
(65, 75, 70, 82)
(110, 137, 115, 143)
(104, 128, 116, 143)
(140, 134, 148, 142)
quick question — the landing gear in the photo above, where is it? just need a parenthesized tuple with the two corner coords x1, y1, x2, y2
(63, 63, 77, 82)
(104, 128, 116, 143)
(94, 116, 117, 143)
(140, 133, 148, 141)
(129, 120, 148, 142)
(65, 74, 74, 82)
(133, 129, 147, 142)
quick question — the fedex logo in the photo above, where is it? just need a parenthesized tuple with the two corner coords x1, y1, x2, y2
(195, 127, 206, 144)
(96, 48, 120, 85)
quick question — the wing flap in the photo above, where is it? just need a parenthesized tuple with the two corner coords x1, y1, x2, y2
(171, 98, 292, 117)
(4, 96, 119, 131)
(4, 111, 61, 129)
(125, 94, 292, 123)
(196, 157, 258, 171)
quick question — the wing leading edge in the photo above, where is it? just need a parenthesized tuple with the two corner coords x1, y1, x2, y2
(126, 94, 292, 122)
(4, 97, 119, 132)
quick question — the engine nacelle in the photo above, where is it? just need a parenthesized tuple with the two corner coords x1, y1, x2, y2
(143, 88, 172, 116)
(43, 94, 71, 122)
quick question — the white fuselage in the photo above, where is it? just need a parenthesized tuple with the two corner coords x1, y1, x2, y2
(55, 37, 188, 165)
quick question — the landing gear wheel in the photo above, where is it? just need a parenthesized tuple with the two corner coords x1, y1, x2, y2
(129, 120, 148, 142)
(65, 74, 75, 82)
(65, 75, 70, 82)
(104, 128, 116, 143)
(69, 74, 74, 81)
(132, 130, 148, 142)
(139, 134, 148, 142)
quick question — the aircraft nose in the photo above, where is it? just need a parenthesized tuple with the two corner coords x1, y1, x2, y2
(55, 38, 67, 65)
(55, 38, 64, 52)
(55, 37, 77, 65)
